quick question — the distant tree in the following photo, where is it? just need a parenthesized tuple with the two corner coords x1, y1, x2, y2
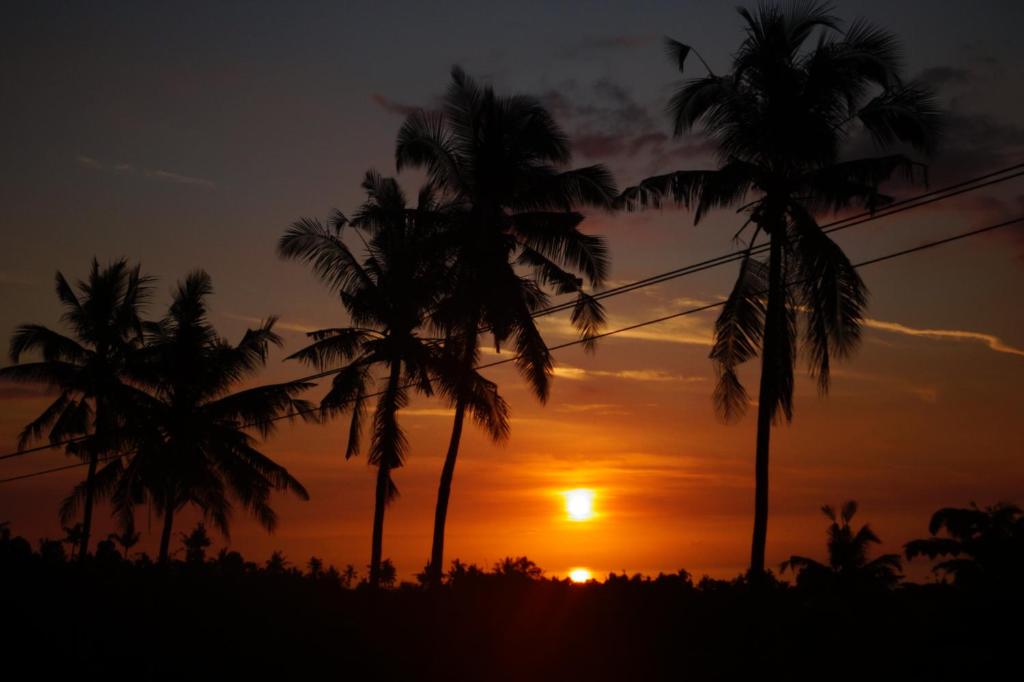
(108, 526, 140, 560)
(620, 3, 940, 579)
(492, 556, 543, 581)
(109, 271, 313, 564)
(266, 550, 289, 575)
(61, 523, 85, 561)
(0, 259, 152, 560)
(905, 502, 1024, 590)
(781, 501, 901, 592)
(39, 538, 67, 563)
(340, 564, 359, 589)
(94, 538, 121, 564)
(378, 558, 397, 589)
(307, 556, 324, 579)
(180, 522, 212, 565)
(215, 548, 249, 575)
(396, 67, 616, 586)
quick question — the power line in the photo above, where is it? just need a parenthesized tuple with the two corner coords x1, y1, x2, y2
(1, 162, 1022, 463)
(2, 214, 1020, 485)
(527, 162, 1024, 321)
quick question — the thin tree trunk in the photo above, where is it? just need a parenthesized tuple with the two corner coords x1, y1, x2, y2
(428, 399, 467, 587)
(368, 360, 403, 589)
(78, 450, 99, 561)
(158, 507, 175, 566)
(79, 395, 108, 561)
(750, 232, 785, 579)
(369, 463, 390, 588)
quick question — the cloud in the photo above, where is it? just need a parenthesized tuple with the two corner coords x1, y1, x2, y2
(553, 365, 705, 383)
(370, 93, 420, 117)
(864, 317, 1024, 358)
(222, 313, 317, 335)
(538, 310, 715, 348)
(76, 156, 215, 189)
(0, 382, 54, 400)
(401, 408, 456, 418)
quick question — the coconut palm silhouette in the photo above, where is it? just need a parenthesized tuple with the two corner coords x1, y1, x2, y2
(619, 3, 941, 578)
(107, 271, 312, 564)
(781, 501, 902, 592)
(395, 67, 617, 585)
(905, 502, 1024, 590)
(277, 170, 479, 587)
(108, 526, 140, 560)
(0, 258, 152, 560)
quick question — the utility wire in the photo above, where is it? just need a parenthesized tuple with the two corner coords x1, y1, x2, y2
(1, 163, 1021, 463)
(2, 214, 1020, 484)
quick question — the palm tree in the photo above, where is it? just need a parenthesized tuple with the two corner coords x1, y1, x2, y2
(108, 526, 140, 560)
(905, 503, 1024, 589)
(619, 4, 940, 578)
(105, 271, 312, 564)
(395, 67, 617, 585)
(278, 170, 478, 588)
(781, 501, 901, 592)
(0, 259, 152, 560)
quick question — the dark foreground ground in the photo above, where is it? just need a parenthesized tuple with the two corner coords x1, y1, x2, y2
(1, 550, 1019, 681)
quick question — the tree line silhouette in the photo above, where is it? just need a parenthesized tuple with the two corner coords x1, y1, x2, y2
(0, 2, 1001, 596)
(1, 501, 1021, 679)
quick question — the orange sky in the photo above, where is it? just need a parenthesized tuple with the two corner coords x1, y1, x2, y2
(2, 1, 1024, 582)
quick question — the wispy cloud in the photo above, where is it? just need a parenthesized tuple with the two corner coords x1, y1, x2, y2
(864, 317, 1024, 358)
(76, 155, 216, 189)
(222, 313, 317, 335)
(553, 365, 705, 383)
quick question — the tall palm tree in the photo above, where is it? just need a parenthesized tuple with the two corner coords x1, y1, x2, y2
(0, 259, 152, 560)
(277, 170, 494, 587)
(619, 3, 941, 578)
(781, 501, 902, 592)
(905, 502, 1024, 589)
(102, 271, 312, 564)
(395, 67, 617, 585)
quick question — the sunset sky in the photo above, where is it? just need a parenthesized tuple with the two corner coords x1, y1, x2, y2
(2, 0, 1023, 581)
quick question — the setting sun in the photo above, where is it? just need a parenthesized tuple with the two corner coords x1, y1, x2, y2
(565, 488, 595, 521)
(568, 568, 593, 583)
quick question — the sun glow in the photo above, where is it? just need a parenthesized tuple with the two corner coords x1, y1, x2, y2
(568, 568, 593, 583)
(565, 488, 595, 521)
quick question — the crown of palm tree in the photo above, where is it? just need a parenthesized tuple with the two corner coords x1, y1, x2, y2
(782, 500, 902, 589)
(621, 2, 940, 421)
(99, 271, 313, 544)
(1, 258, 153, 557)
(395, 66, 617, 400)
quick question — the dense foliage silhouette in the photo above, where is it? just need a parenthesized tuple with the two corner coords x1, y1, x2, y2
(0, 258, 152, 559)
(619, 3, 942, 578)
(278, 170, 478, 587)
(1, 509, 1021, 681)
(781, 500, 902, 592)
(111, 271, 313, 563)
(395, 67, 617, 585)
(905, 502, 1024, 590)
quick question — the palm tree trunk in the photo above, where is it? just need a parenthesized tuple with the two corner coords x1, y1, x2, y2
(368, 360, 403, 589)
(428, 399, 467, 587)
(158, 507, 175, 566)
(78, 450, 98, 561)
(369, 463, 390, 588)
(750, 231, 784, 579)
